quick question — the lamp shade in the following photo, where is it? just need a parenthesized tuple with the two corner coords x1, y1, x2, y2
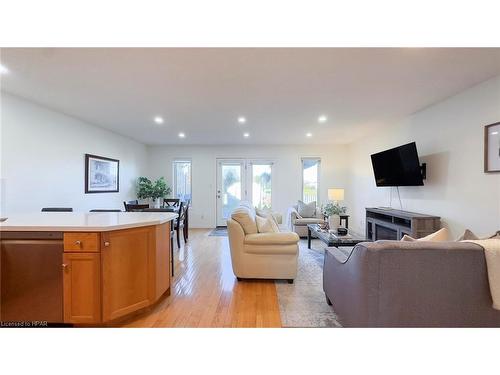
(328, 188, 344, 201)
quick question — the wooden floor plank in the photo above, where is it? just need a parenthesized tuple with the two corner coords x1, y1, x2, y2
(119, 229, 281, 328)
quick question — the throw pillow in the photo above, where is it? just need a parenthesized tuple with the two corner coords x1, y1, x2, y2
(256, 215, 279, 233)
(400, 228, 450, 242)
(457, 229, 500, 241)
(456, 229, 479, 241)
(297, 200, 316, 218)
(255, 207, 269, 218)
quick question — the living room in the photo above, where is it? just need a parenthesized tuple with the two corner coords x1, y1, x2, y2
(1, 2, 500, 373)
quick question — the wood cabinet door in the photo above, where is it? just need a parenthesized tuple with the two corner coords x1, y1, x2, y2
(155, 222, 171, 300)
(63, 253, 101, 324)
(101, 226, 155, 322)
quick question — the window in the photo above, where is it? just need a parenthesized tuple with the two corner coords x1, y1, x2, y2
(302, 158, 320, 204)
(251, 163, 273, 209)
(173, 160, 192, 204)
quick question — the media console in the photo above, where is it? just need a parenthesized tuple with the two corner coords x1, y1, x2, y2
(366, 207, 440, 241)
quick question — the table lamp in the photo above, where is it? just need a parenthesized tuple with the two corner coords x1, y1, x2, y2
(328, 188, 344, 203)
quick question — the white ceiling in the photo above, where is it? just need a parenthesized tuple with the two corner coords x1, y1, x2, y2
(1, 48, 500, 145)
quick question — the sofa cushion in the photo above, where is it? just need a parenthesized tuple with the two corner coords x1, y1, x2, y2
(245, 232, 299, 246)
(231, 206, 258, 234)
(457, 229, 500, 241)
(297, 200, 316, 218)
(294, 217, 324, 225)
(256, 215, 280, 233)
(255, 207, 283, 225)
(401, 228, 449, 242)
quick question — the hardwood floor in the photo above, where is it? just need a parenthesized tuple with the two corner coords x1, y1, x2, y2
(119, 229, 282, 327)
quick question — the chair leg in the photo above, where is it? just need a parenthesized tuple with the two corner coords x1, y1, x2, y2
(183, 226, 187, 242)
(171, 246, 174, 277)
(176, 229, 181, 248)
(170, 232, 174, 277)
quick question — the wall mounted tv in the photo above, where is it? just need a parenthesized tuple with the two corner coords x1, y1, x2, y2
(371, 142, 424, 187)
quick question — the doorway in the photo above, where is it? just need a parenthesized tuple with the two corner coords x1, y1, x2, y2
(216, 159, 273, 227)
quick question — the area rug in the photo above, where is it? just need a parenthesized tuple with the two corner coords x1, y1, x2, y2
(275, 239, 342, 327)
(209, 227, 228, 236)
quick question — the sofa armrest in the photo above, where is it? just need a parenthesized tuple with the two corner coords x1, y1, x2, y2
(244, 232, 300, 245)
(325, 246, 353, 263)
(289, 209, 302, 223)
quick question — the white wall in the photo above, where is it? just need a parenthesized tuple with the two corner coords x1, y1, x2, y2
(3, 76, 499, 236)
(0, 93, 148, 214)
(147, 144, 350, 228)
(346, 75, 500, 239)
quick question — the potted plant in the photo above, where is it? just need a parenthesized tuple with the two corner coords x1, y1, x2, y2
(137, 177, 171, 208)
(322, 202, 347, 231)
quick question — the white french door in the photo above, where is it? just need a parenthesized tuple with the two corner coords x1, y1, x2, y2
(216, 159, 273, 227)
(216, 160, 246, 227)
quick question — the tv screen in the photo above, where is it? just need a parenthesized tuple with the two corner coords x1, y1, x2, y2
(371, 142, 424, 187)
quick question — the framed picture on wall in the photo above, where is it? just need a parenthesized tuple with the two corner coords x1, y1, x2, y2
(85, 154, 120, 193)
(484, 122, 500, 173)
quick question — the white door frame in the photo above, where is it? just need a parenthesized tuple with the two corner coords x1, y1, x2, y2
(216, 158, 275, 227)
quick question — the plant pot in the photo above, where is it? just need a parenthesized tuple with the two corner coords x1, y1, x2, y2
(150, 198, 161, 209)
(328, 214, 341, 231)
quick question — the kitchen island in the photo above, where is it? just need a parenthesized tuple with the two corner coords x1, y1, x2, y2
(0, 212, 178, 325)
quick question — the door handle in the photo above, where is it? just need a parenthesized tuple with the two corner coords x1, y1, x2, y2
(104, 241, 110, 247)
(62, 263, 69, 271)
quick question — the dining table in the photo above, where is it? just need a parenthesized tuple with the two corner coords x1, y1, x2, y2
(139, 206, 189, 239)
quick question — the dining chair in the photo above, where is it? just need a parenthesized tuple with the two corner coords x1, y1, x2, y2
(174, 201, 188, 248)
(183, 199, 191, 240)
(41, 207, 73, 212)
(89, 209, 122, 212)
(163, 198, 180, 208)
(128, 204, 150, 212)
(123, 200, 139, 212)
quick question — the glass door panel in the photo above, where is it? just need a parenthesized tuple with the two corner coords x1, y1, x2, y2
(251, 163, 272, 209)
(216, 160, 245, 226)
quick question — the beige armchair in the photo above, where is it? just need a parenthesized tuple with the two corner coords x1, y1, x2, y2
(227, 202, 299, 283)
(287, 203, 324, 237)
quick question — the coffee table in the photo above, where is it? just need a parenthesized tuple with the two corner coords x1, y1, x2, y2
(307, 223, 371, 249)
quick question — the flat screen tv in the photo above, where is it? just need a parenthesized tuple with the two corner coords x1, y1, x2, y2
(371, 142, 424, 187)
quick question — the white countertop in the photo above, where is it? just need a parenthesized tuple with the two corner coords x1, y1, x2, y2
(0, 212, 178, 232)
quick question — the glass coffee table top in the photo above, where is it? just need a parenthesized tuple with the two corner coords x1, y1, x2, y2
(307, 223, 371, 248)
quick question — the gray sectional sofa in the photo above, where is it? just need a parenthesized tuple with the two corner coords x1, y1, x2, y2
(323, 240, 500, 327)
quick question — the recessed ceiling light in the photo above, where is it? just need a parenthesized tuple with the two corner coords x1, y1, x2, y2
(178, 132, 185, 138)
(318, 115, 327, 123)
(0, 64, 9, 75)
(243, 132, 250, 138)
(238, 117, 246, 124)
(306, 132, 313, 137)
(492, 131, 499, 135)
(153, 116, 164, 124)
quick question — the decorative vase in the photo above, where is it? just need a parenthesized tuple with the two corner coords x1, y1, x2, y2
(151, 198, 161, 209)
(328, 214, 341, 231)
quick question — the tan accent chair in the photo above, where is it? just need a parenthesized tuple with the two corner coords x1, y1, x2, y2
(288, 204, 325, 237)
(227, 202, 299, 283)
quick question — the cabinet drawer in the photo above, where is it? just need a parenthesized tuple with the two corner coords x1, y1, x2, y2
(64, 233, 100, 252)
